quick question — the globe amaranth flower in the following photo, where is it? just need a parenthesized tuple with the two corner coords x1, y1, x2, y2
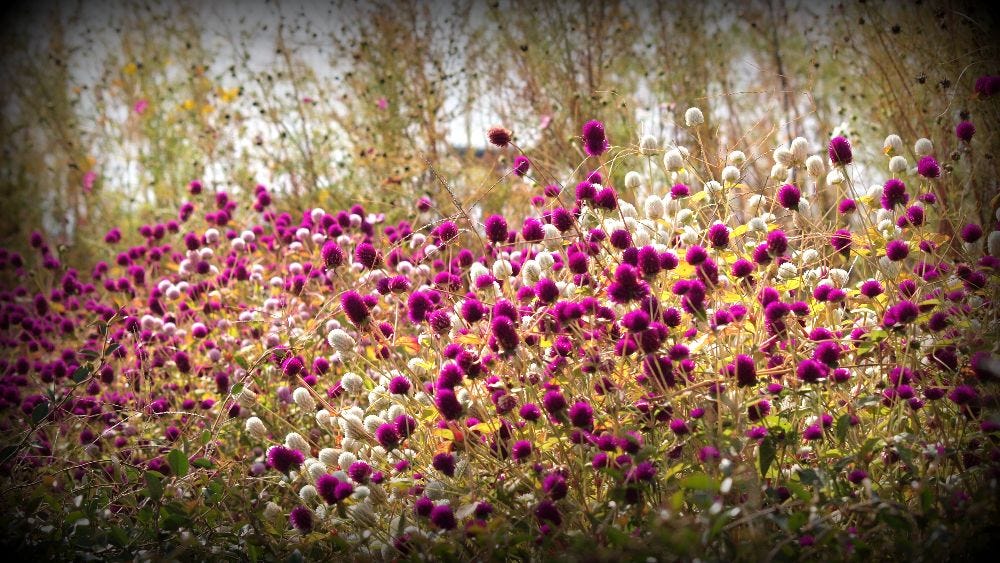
(960, 223, 983, 243)
(885, 240, 909, 261)
(484, 214, 508, 243)
(289, 506, 313, 533)
(956, 121, 975, 142)
(341, 291, 369, 325)
(776, 184, 801, 210)
(567, 401, 594, 429)
(267, 445, 305, 473)
(830, 229, 852, 255)
(487, 126, 512, 148)
(917, 156, 940, 178)
(881, 179, 908, 210)
(512, 155, 531, 177)
(828, 136, 852, 166)
(581, 120, 609, 157)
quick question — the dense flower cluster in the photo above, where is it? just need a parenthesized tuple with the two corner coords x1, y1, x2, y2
(1, 111, 998, 559)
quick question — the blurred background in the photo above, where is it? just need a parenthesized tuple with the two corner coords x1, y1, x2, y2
(1, 0, 998, 266)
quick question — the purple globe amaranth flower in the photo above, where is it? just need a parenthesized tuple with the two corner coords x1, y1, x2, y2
(594, 187, 618, 209)
(512, 155, 531, 177)
(974, 75, 1000, 97)
(341, 291, 369, 325)
(670, 183, 690, 199)
(885, 239, 909, 261)
(581, 120, 609, 157)
(435, 388, 463, 420)
(731, 259, 755, 278)
(490, 316, 519, 352)
(429, 504, 457, 530)
(882, 300, 919, 327)
(375, 423, 401, 448)
(802, 423, 824, 441)
(776, 184, 801, 210)
(281, 356, 305, 378)
(432, 452, 456, 477)
(511, 439, 533, 461)
(917, 156, 940, 178)
(484, 214, 508, 243)
(534, 500, 562, 526)
(354, 242, 380, 269)
(730, 354, 757, 387)
(881, 179, 909, 210)
(267, 445, 305, 473)
(542, 389, 567, 415)
(519, 402, 542, 422)
(860, 279, 884, 298)
(321, 241, 344, 269)
(838, 199, 857, 214)
(542, 473, 568, 499)
(289, 506, 313, 533)
(521, 218, 545, 242)
(830, 229, 852, 254)
(487, 126, 512, 148)
(707, 223, 730, 248)
(828, 136, 852, 166)
(956, 120, 975, 142)
(685, 245, 708, 265)
(766, 230, 788, 256)
(960, 223, 983, 243)
(567, 401, 594, 429)
(796, 359, 827, 383)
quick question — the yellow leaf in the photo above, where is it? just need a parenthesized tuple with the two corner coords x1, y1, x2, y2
(432, 428, 454, 440)
(469, 422, 498, 434)
(396, 335, 421, 355)
(731, 224, 748, 238)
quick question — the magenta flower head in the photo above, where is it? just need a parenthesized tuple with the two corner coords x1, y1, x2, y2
(267, 445, 305, 473)
(974, 75, 1000, 97)
(960, 223, 983, 243)
(917, 156, 940, 178)
(430, 504, 457, 530)
(885, 240, 909, 261)
(881, 179, 909, 210)
(484, 214, 508, 244)
(956, 121, 975, 142)
(581, 120, 609, 157)
(776, 184, 801, 210)
(321, 241, 344, 269)
(512, 155, 531, 177)
(341, 291, 369, 325)
(375, 423, 401, 449)
(282, 356, 305, 378)
(511, 440, 532, 461)
(567, 401, 594, 429)
(354, 242, 381, 269)
(289, 506, 312, 533)
(487, 126, 513, 148)
(828, 136, 852, 166)
(435, 388, 463, 420)
(830, 229, 852, 255)
(542, 389, 567, 415)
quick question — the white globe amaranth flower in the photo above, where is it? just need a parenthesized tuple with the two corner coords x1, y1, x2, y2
(790, 137, 810, 163)
(639, 134, 659, 155)
(619, 200, 638, 219)
(319, 448, 338, 467)
(292, 387, 316, 412)
(521, 259, 541, 285)
(285, 432, 309, 452)
(684, 107, 705, 127)
(340, 372, 364, 394)
(829, 268, 849, 286)
(263, 501, 282, 521)
(988, 231, 1000, 258)
(721, 165, 741, 184)
(624, 171, 642, 189)
(338, 451, 358, 470)
(747, 217, 767, 232)
(826, 168, 845, 185)
(643, 195, 665, 220)
(778, 262, 798, 280)
(704, 180, 723, 193)
(889, 155, 908, 174)
(492, 259, 512, 280)
(536, 251, 554, 271)
(663, 149, 684, 171)
(914, 137, 933, 156)
(800, 248, 819, 264)
(884, 134, 903, 155)
(727, 151, 746, 167)
(806, 155, 825, 177)
(772, 145, 793, 166)
(245, 416, 267, 439)
(770, 163, 788, 181)
(326, 328, 356, 354)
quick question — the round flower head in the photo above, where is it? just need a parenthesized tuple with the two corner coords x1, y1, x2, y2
(321, 241, 345, 269)
(960, 223, 983, 243)
(487, 126, 512, 148)
(684, 107, 705, 127)
(512, 155, 530, 177)
(881, 179, 909, 210)
(956, 121, 975, 142)
(916, 156, 940, 178)
(776, 184, 801, 210)
(828, 136, 852, 166)
(581, 120, 609, 157)
(341, 291, 370, 326)
(484, 214, 508, 244)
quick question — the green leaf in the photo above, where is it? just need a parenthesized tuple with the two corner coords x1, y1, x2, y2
(192, 458, 214, 469)
(231, 382, 244, 397)
(31, 402, 50, 425)
(144, 471, 163, 500)
(760, 436, 777, 477)
(235, 356, 249, 370)
(72, 365, 92, 383)
(836, 414, 851, 442)
(167, 449, 189, 478)
(105, 342, 121, 356)
(680, 473, 717, 491)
